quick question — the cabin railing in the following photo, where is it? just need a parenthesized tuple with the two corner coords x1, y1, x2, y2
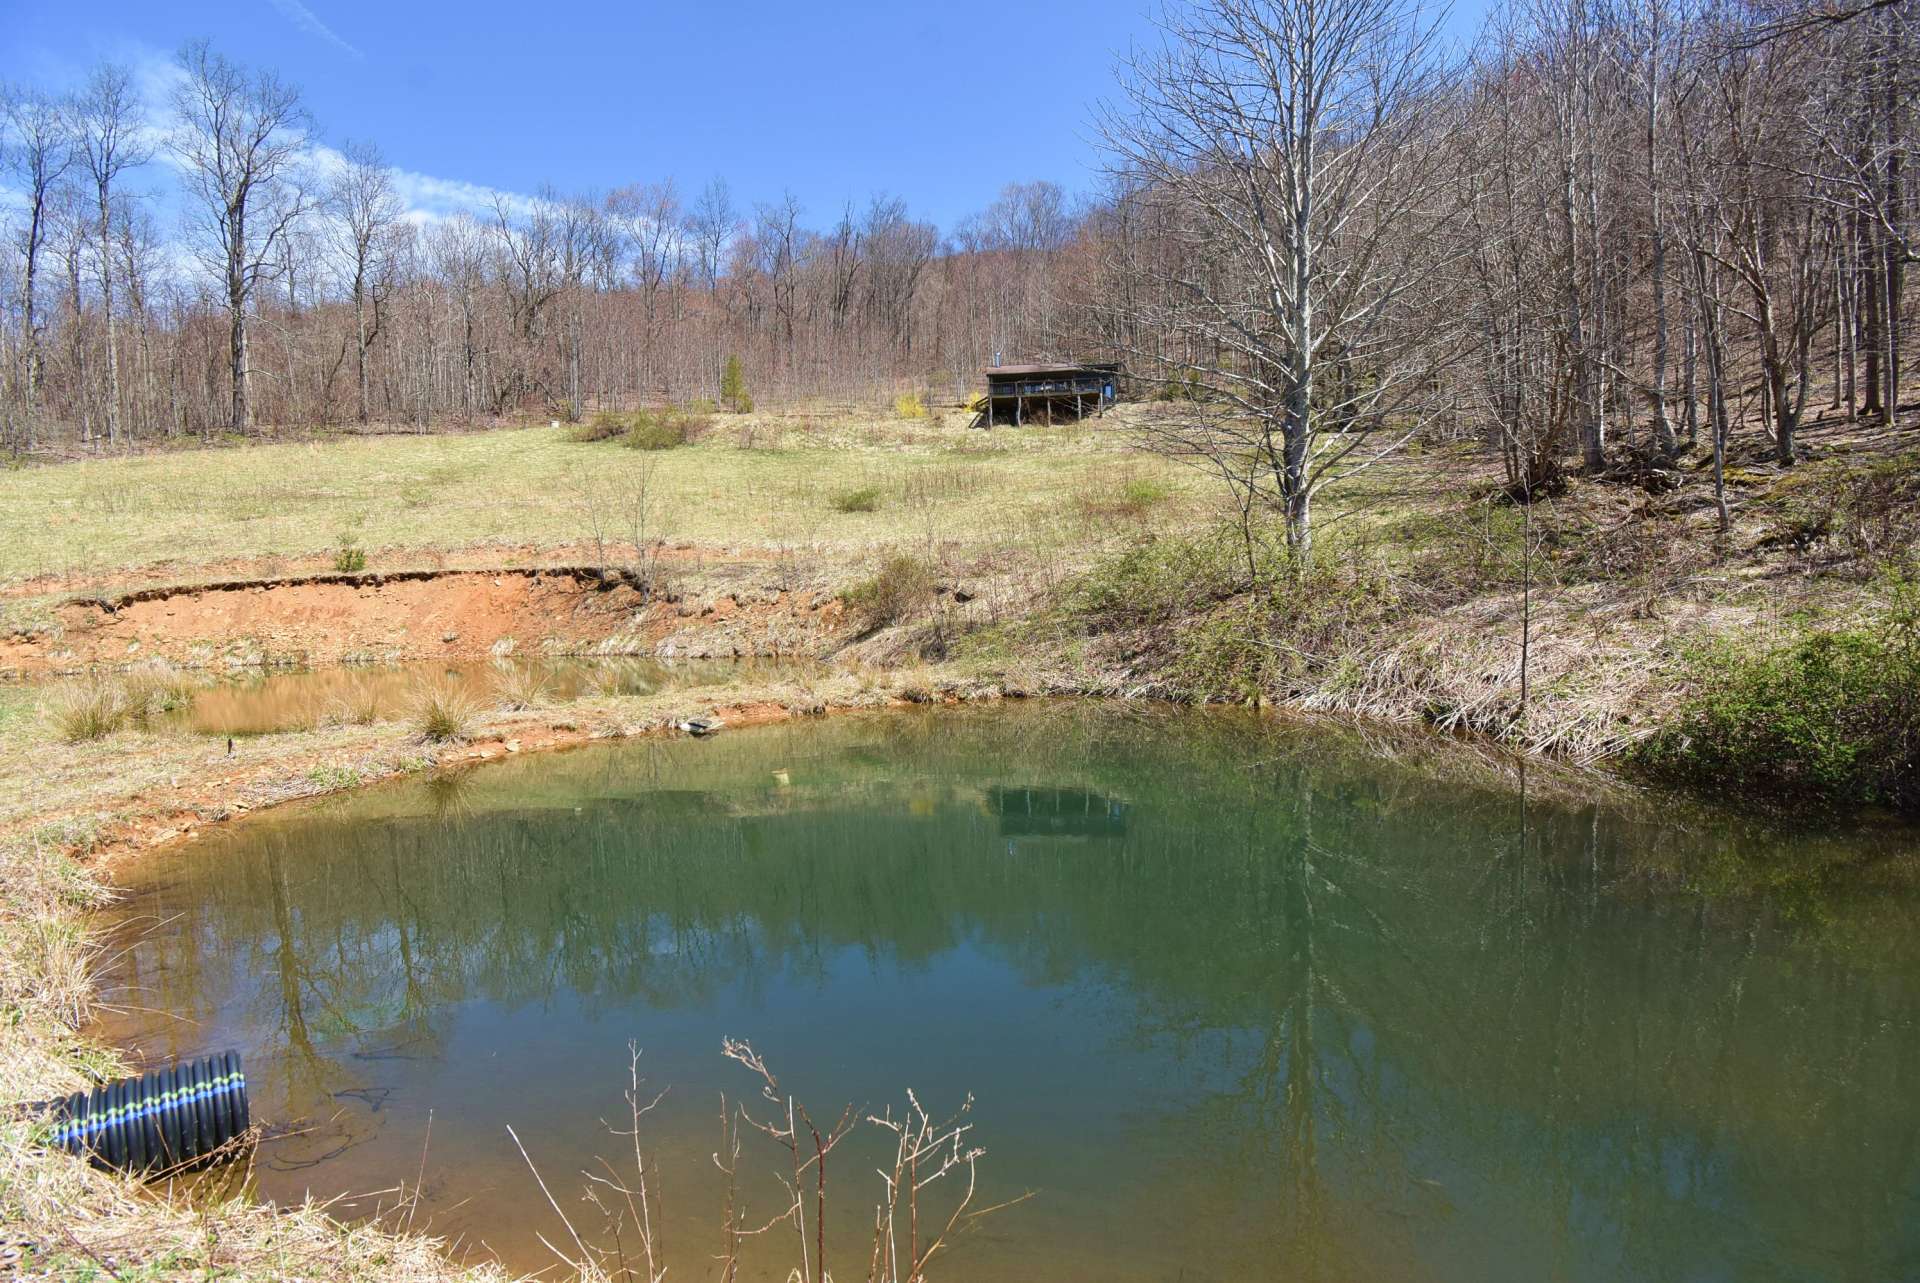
(987, 376, 1111, 398)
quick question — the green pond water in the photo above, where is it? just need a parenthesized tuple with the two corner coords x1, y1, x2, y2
(91, 703, 1920, 1281)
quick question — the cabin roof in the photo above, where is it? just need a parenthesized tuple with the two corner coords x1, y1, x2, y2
(984, 362, 1119, 379)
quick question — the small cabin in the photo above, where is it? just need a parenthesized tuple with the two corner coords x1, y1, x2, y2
(979, 361, 1121, 426)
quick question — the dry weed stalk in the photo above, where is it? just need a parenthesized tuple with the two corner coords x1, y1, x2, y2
(577, 1044, 670, 1283)
(514, 1041, 1012, 1283)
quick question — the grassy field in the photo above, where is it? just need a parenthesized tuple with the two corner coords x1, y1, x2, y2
(0, 410, 1209, 589)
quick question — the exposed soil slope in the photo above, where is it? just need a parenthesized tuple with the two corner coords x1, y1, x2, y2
(0, 559, 847, 677)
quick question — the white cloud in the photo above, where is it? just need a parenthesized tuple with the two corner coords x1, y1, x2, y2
(121, 47, 540, 229)
(300, 141, 540, 224)
(264, 0, 365, 61)
(11, 40, 548, 281)
(390, 167, 541, 223)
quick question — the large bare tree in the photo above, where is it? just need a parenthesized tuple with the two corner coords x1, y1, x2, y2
(169, 40, 314, 434)
(1, 83, 74, 450)
(1098, 0, 1467, 559)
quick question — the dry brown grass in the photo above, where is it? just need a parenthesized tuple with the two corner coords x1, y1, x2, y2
(408, 678, 484, 743)
(325, 684, 387, 727)
(43, 670, 198, 743)
(489, 660, 553, 711)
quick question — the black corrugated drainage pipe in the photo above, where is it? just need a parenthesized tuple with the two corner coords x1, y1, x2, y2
(30, 1051, 249, 1172)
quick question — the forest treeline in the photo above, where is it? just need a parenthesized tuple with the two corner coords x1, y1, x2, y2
(0, 37, 1082, 447)
(0, 0, 1913, 488)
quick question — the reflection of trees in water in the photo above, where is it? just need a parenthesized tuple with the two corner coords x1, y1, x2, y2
(102, 706, 1920, 1279)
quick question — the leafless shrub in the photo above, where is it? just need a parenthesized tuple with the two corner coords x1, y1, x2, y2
(842, 555, 937, 630)
(570, 411, 631, 443)
(570, 459, 671, 598)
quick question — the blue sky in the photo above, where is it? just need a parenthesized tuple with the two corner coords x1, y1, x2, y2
(5, 0, 1173, 232)
(5, 0, 1488, 235)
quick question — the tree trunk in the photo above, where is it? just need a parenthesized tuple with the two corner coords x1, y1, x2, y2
(1682, 314, 1699, 447)
(1863, 233, 1885, 417)
(229, 284, 251, 434)
(354, 280, 370, 424)
(1883, 20, 1904, 422)
(97, 206, 122, 447)
(1649, 213, 1675, 455)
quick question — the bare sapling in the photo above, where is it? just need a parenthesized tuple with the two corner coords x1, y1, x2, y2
(865, 1088, 1028, 1283)
(570, 457, 670, 598)
(577, 1043, 670, 1283)
(722, 1037, 857, 1283)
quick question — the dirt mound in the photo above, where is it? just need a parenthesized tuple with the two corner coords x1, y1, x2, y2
(0, 564, 846, 677)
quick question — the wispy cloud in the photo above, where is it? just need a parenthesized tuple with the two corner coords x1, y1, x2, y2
(264, 0, 365, 60)
(8, 39, 546, 279)
(301, 141, 541, 224)
(113, 46, 537, 228)
(392, 169, 542, 223)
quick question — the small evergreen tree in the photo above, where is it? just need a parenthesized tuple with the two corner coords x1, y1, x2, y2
(720, 355, 752, 413)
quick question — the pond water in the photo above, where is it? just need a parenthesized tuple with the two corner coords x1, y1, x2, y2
(91, 704, 1920, 1281)
(154, 656, 806, 737)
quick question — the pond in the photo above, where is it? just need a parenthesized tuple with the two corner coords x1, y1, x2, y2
(91, 703, 1920, 1281)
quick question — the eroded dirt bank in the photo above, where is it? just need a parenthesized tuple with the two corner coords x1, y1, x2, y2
(1, 557, 847, 678)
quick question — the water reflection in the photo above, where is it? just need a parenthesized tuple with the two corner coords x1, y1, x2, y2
(990, 785, 1130, 838)
(93, 705, 1920, 1281)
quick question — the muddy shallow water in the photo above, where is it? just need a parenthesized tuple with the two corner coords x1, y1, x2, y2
(153, 655, 811, 736)
(92, 703, 1920, 1281)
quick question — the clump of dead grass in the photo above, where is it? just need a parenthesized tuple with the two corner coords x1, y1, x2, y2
(491, 661, 552, 711)
(0, 829, 109, 1052)
(842, 554, 938, 630)
(408, 679, 483, 743)
(44, 671, 197, 743)
(324, 685, 386, 727)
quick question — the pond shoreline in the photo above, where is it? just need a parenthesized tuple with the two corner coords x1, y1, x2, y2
(67, 689, 1920, 1283)
(3, 655, 1905, 1281)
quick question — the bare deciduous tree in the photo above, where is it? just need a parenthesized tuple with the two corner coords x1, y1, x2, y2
(0, 83, 74, 449)
(68, 63, 149, 446)
(326, 140, 403, 424)
(169, 40, 314, 434)
(1098, 0, 1469, 560)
